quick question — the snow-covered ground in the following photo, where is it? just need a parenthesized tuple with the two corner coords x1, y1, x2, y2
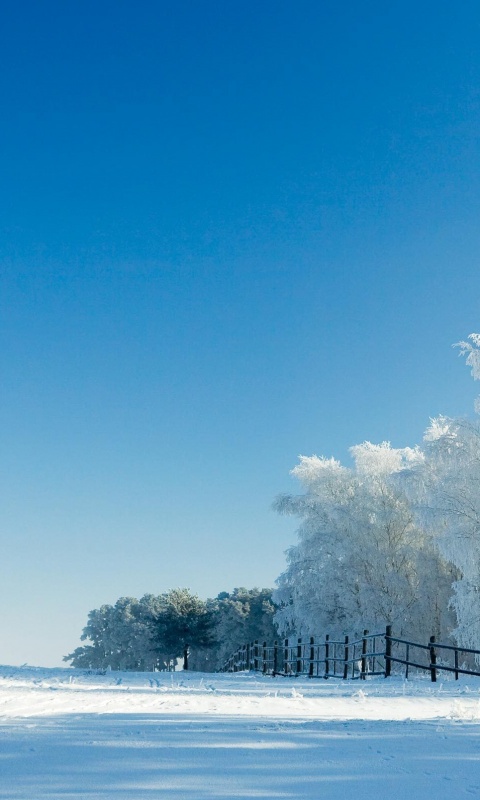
(1, 665, 480, 799)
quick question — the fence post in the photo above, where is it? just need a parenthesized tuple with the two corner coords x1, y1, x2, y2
(429, 636, 437, 683)
(385, 625, 392, 678)
(296, 638, 302, 675)
(254, 640, 259, 672)
(361, 629, 368, 680)
(246, 642, 250, 671)
(284, 638, 289, 675)
(309, 637, 315, 677)
(343, 635, 349, 680)
(273, 640, 278, 676)
(454, 648, 459, 681)
(324, 634, 330, 679)
(263, 641, 267, 674)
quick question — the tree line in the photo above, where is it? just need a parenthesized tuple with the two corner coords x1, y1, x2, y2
(64, 587, 276, 671)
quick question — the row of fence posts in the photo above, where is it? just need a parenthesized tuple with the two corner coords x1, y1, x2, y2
(227, 627, 452, 682)
(227, 626, 396, 679)
(225, 626, 445, 682)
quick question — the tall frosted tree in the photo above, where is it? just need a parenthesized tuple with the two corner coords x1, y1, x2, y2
(404, 417, 479, 648)
(401, 333, 480, 650)
(274, 443, 454, 640)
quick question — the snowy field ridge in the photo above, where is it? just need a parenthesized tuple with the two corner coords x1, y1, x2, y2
(1, 665, 480, 798)
(2, 663, 480, 721)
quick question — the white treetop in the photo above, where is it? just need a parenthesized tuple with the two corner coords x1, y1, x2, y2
(456, 333, 480, 413)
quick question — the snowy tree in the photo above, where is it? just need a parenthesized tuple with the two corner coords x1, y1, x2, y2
(395, 332, 480, 651)
(64, 595, 170, 671)
(274, 443, 454, 641)
(189, 588, 277, 671)
(405, 415, 480, 650)
(456, 333, 480, 413)
(156, 588, 215, 670)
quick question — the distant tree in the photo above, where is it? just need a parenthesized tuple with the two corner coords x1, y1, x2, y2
(64, 595, 169, 671)
(217, 588, 276, 668)
(155, 588, 215, 670)
(189, 588, 278, 671)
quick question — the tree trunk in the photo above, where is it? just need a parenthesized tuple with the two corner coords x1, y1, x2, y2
(183, 646, 189, 671)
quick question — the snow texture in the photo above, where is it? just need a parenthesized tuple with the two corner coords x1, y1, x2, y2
(1, 665, 480, 798)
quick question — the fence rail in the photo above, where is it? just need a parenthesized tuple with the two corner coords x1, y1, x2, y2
(221, 626, 480, 682)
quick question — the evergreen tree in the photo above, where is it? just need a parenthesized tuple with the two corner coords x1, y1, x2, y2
(189, 588, 277, 671)
(156, 588, 215, 670)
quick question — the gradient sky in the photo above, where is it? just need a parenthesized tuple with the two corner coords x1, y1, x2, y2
(1, 1, 480, 667)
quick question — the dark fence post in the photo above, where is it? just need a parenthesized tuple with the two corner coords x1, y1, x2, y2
(361, 629, 368, 680)
(254, 640, 259, 672)
(273, 641, 278, 676)
(324, 634, 330, 679)
(343, 635, 349, 680)
(246, 642, 250, 671)
(284, 638, 289, 675)
(296, 638, 302, 675)
(263, 641, 267, 674)
(455, 648, 459, 680)
(429, 636, 437, 683)
(385, 625, 392, 678)
(309, 636, 315, 677)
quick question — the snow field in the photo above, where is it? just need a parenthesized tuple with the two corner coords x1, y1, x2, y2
(1, 665, 480, 799)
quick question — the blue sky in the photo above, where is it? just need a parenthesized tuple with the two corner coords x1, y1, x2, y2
(1, 1, 480, 666)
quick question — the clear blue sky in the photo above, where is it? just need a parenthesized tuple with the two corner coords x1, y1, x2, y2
(1, 1, 480, 666)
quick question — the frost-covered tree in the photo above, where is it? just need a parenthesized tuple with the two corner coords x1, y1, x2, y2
(457, 333, 480, 413)
(274, 443, 454, 640)
(64, 595, 169, 670)
(401, 407, 480, 650)
(189, 588, 277, 671)
(395, 333, 480, 651)
(407, 418, 480, 647)
(156, 588, 215, 670)
(65, 590, 214, 671)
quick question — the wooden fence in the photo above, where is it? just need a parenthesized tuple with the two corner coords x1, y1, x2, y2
(222, 626, 480, 682)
